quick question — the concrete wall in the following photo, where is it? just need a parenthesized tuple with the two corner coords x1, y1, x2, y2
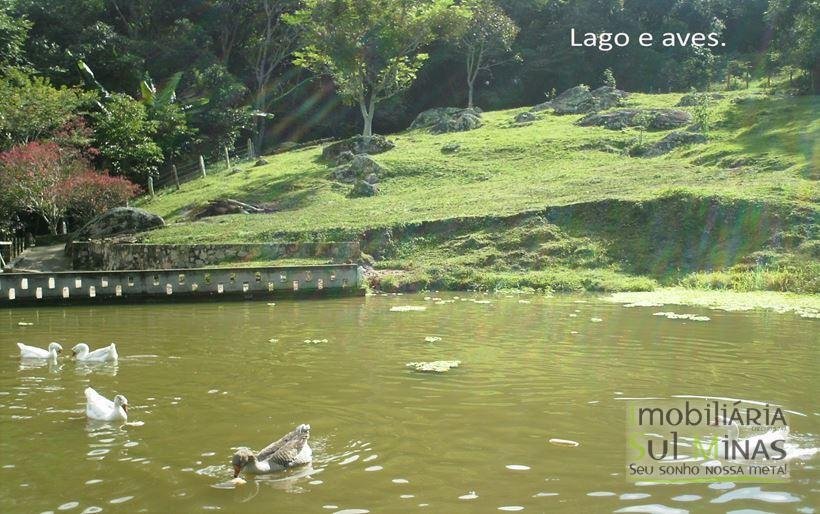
(70, 242, 361, 271)
(0, 265, 361, 306)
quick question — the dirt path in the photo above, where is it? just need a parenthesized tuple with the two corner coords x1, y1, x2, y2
(9, 244, 71, 272)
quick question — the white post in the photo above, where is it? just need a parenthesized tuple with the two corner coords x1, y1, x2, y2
(224, 147, 231, 170)
(199, 155, 206, 178)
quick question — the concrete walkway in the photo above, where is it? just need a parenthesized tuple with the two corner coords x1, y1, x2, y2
(7, 244, 71, 272)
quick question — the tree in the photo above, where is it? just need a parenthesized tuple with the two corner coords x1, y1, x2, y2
(289, 0, 467, 138)
(602, 68, 616, 88)
(0, 68, 95, 149)
(63, 170, 140, 225)
(245, 0, 306, 152)
(457, 0, 518, 108)
(0, 141, 79, 234)
(92, 93, 163, 184)
(138, 72, 196, 162)
(0, 1, 30, 68)
(766, 0, 820, 92)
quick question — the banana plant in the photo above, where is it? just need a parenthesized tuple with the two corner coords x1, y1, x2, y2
(139, 71, 182, 108)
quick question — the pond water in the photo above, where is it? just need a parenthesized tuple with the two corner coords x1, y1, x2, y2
(1, 293, 817, 513)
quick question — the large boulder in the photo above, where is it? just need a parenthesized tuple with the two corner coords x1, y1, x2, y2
(189, 199, 268, 220)
(321, 135, 395, 161)
(514, 111, 537, 124)
(590, 86, 628, 110)
(642, 131, 707, 157)
(410, 107, 482, 134)
(578, 109, 692, 130)
(332, 154, 383, 184)
(350, 177, 379, 198)
(66, 207, 165, 256)
(72, 207, 164, 242)
(533, 85, 627, 115)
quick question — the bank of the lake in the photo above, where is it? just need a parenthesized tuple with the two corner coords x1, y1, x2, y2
(134, 88, 818, 295)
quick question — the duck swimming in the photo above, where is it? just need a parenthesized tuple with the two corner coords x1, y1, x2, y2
(84, 387, 128, 422)
(72, 342, 118, 363)
(17, 342, 62, 361)
(232, 424, 312, 478)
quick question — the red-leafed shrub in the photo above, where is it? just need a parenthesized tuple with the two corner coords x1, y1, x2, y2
(64, 171, 142, 224)
(0, 141, 141, 234)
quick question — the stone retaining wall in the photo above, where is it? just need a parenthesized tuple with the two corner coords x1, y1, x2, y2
(1, 264, 362, 306)
(70, 242, 361, 271)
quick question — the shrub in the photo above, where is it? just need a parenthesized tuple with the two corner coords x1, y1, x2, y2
(0, 140, 141, 233)
(64, 171, 141, 226)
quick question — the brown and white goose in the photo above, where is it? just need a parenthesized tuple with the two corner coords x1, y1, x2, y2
(231, 424, 312, 477)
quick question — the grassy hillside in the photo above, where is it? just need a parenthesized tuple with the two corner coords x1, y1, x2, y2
(136, 88, 819, 293)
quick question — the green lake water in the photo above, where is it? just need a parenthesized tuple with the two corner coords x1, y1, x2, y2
(1, 293, 817, 513)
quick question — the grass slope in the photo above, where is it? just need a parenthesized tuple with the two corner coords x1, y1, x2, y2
(136, 88, 819, 293)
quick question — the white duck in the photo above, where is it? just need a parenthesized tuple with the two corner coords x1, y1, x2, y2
(231, 424, 313, 478)
(72, 342, 118, 362)
(17, 342, 62, 361)
(84, 386, 128, 421)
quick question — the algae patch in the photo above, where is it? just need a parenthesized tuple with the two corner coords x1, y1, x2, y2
(606, 288, 820, 317)
(406, 360, 461, 373)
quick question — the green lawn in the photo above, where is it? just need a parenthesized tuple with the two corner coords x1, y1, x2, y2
(136, 88, 819, 293)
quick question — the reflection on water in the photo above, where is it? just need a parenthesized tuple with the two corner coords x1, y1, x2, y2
(0, 293, 817, 513)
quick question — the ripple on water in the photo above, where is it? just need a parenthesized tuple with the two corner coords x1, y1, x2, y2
(587, 491, 616, 497)
(364, 465, 383, 471)
(505, 464, 530, 470)
(671, 495, 701, 502)
(80, 507, 102, 514)
(339, 455, 359, 466)
(710, 486, 800, 504)
(498, 507, 524, 512)
(708, 481, 735, 490)
(57, 501, 79, 510)
(333, 510, 369, 514)
(459, 492, 478, 500)
(620, 493, 651, 500)
(613, 505, 688, 514)
(84, 479, 103, 485)
(109, 496, 134, 504)
(533, 492, 558, 497)
(392, 478, 409, 484)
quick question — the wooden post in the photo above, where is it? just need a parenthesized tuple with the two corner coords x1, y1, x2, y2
(224, 146, 231, 170)
(199, 155, 207, 178)
(148, 176, 155, 198)
(172, 164, 180, 190)
(247, 138, 255, 159)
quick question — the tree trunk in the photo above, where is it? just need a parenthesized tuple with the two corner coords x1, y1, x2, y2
(253, 90, 266, 155)
(467, 78, 475, 109)
(360, 96, 376, 140)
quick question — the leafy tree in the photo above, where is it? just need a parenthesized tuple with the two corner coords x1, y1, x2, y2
(138, 72, 196, 161)
(92, 93, 163, 184)
(289, 0, 467, 138)
(691, 92, 714, 136)
(0, 141, 80, 234)
(244, 0, 305, 152)
(457, 0, 519, 108)
(0, 1, 30, 68)
(188, 63, 252, 154)
(63, 170, 140, 226)
(602, 68, 616, 88)
(766, 0, 820, 92)
(0, 68, 95, 149)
